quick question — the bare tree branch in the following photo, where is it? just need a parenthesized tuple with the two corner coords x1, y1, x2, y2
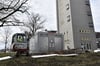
(0, 7, 15, 11)
(0, 0, 28, 27)
(23, 13, 46, 36)
(13, 0, 20, 7)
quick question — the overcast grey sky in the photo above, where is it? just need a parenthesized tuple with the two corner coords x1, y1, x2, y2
(90, 0, 100, 32)
(28, 0, 100, 32)
(0, 0, 100, 49)
(28, 0, 57, 31)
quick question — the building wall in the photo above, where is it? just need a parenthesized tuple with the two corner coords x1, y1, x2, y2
(57, 0, 74, 49)
(96, 32, 100, 48)
(56, 0, 97, 50)
(29, 32, 64, 53)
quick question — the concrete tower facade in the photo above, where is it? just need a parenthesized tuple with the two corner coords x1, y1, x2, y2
(56, 0, 97, 51)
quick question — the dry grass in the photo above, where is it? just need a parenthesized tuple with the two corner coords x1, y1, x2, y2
(0, 53, 100, 66)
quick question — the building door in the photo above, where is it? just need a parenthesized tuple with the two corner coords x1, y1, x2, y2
(48, 35, 55, 52)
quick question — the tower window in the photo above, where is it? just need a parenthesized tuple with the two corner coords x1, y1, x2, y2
(85, 0, 90, 6)
(89, 22, 94, 28)
(67, 19, 70, 22)
(87, 11, 92, 16)
(66, 4, 69, 10)
(67, 15, 70, 22)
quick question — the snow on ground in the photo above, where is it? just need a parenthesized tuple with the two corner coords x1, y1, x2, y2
(0, 54, 78, 61)
(57, 54, 78, 56)
(94, 49, 100, 53)
(31, 54, 58, 58)
(31, 54, 78, 58)
(0, 56, 12, 61)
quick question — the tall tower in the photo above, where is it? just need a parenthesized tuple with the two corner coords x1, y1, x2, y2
(56, 0, 97, 51)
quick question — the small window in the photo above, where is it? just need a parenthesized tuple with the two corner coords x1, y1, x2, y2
(89, 22, 94, 28)
(86, 30, 90, 33)
(87, 44, 89, 49)
(80, 30, 83, 33)
(80, 29, 91, 33)
(66, 7, 69, 10)
(67, 15, 70, 18)
(81, 43, 85, 50)
(85, 0, 90, 6)
(67, 15, 70, 22)
(81, 43, 91, 50)
(67, 19, 70, 22)
(66, 4, 69, 10)
(80, 30, 84, 33)
(84, 44, 86, 49)
(89, 44, 91, 49)
(87, 11, 92, 16)
(89, 24, 94, 28)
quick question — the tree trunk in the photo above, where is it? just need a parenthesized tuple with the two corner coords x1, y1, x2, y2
(5, 41, 7, 53)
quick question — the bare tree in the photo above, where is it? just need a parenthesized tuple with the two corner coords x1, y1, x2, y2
(24, 13, 46, 36)
(0, 27, 12, 52)
(0, 0, 29, 27)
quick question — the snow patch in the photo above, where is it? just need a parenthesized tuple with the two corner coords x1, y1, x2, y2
(0, 56, 12, 61)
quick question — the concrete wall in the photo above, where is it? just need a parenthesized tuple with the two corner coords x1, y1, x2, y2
(29, 32, 64, 53)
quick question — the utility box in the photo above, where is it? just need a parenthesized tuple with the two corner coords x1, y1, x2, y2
(29, 31, 64, 54)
